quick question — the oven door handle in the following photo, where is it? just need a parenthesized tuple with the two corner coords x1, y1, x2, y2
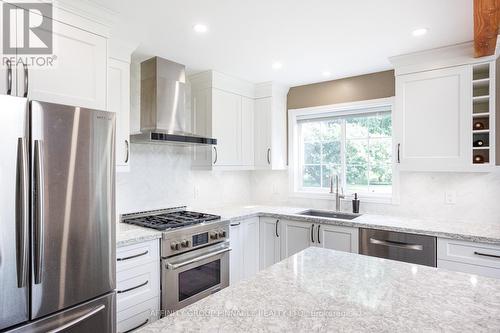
(166, 247, 231, 271)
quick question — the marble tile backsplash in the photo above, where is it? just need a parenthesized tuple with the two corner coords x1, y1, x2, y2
(250, 170, 500, 224)
(117, 143, 500, 224)
(116, 143, 253, 214)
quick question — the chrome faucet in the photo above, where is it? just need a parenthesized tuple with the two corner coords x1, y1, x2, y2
(330, 174, 345, 211)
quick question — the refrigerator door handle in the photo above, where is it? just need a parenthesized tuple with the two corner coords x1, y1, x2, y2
(34, 140, 44, 284)
(46, 304, 106, 333)
(6, 58, 12, 95)
(16, 137, 29, 288)
(23, 62, 28, 98)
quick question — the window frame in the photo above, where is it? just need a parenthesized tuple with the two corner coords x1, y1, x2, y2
(288, 97, 399, 204)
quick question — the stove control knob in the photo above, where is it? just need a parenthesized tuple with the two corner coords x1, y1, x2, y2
(218, 230, 226, 238)
(210, 232, 219, 240)
(181, 240, 190, 248)
(170, 242, 180, 251)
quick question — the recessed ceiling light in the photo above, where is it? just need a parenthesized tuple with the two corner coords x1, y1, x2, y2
(322, 71, 331, 77)
(272, 62, 283, 70)
(412, 28, 428, 37)
(193, 24, 208, 33)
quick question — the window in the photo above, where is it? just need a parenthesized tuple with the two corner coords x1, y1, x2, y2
(292, 102, 394, 200)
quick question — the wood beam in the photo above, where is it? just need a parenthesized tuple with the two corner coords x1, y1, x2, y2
(474, 0, 499, 57)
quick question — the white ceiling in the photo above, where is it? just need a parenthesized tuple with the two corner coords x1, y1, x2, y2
(92, 0, 473, 87)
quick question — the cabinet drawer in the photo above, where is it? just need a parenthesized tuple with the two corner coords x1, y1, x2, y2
(437, 238, 500, 269)
(117, 296, 159, 327)
(117, 297, 159, 333)
(117, 240, 159, 272)
(438, 259, 500, 279)
(117, 261, 160, 312)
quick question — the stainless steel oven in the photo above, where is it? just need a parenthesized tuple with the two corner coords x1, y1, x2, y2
(162, 241, 230, 313)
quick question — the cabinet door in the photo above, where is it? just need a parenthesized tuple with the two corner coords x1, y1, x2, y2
(317, 225, 358, 253)
(229, 223, 242, 285)
(191, 88, 214, 169)
(27, 16, 107, 109)
(241, 217, 259, 279)
(212, 89, 242, 166)
(259, 217, 280, 270)
(254, 97, 272, 169)
(280, 220, 314, 259)
(394, 66, 471, 171)
(241, 97, 255, 167)
(108, 58, 130, 171)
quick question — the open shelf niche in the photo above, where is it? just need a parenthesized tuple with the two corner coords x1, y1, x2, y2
(472, 63, 493, 165)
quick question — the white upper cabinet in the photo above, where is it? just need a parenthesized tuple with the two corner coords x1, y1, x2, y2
(241, 97, 255, 167)
(108, 40, 135, 172)
(391, 43, 497, 172)
(27, 15, 107, 110)
(190, 71, 255, 170)
(212, 89, 242, 166)
(254, 83, 288, 170)
(394, 66, 471, 171)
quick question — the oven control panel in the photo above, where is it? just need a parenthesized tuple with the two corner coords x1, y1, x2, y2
(163, 222, 229, 257)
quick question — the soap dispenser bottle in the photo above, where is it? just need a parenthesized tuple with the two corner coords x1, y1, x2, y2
(352, 193, 360, 214)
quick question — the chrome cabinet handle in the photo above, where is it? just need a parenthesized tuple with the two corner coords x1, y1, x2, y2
(6, 59, 12, 95)
(124, 139, 129, 163)
(213, 146, 218, 164)
(267, 148, 271, 165)
(311, 224, 315, 243)
(166, 247, 231, 270)
(15, 138, 29, 288)
(23, 62, 28, 97)
(474, 251, 500, 259)
(47, 305, 106, 333)
(34, 140, 44, 284)
(317, 225, 321, 244)
(117, 250, 148, 261)
(369, 238, 423, 251)
(117, 280, 148, 294)
(120, 319, 149, 333)
(397, 143, 401, 163)
(275, 219, 279, 237)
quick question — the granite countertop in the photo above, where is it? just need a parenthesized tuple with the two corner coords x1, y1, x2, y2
(116, 222, 162, 247)
(200, 205, 500, 245)
(117, 204, 500, 247)
(138, 247, 500, 332)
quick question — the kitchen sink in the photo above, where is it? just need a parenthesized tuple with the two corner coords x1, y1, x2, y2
(298, 209, 361, 220)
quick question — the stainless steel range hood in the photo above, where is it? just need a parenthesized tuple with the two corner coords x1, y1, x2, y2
(131, 57, 217, 145)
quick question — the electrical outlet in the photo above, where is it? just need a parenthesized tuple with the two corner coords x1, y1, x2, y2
(445, 191, 456, 205)
(194, 186, 199, 199)
(272, 183, 279, 195)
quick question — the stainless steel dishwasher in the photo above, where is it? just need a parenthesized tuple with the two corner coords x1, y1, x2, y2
(359, 228, 437, 267)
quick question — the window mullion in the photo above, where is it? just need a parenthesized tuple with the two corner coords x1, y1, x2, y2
(341, 120, 347, 192)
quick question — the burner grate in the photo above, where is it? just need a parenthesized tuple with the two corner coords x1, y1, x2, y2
(122, 210, 221, 231)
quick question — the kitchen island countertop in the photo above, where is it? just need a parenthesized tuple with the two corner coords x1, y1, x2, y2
(138, 247, 500, 332)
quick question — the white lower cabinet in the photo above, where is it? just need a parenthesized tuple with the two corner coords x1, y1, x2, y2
(437, 238, 500, 279)
(260, 218, 359, 270)
(317, 224, 359, 253)
(116, 239, 160, 332)
(259, 217, 281, 270)
(280, 219, 314, 259)
(230, 217, 260, 285)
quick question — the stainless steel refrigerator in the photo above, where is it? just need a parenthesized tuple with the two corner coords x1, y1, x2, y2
(0, 96, 116, 332)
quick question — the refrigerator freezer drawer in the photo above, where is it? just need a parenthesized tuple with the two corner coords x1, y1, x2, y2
(7, 292, 116, 333)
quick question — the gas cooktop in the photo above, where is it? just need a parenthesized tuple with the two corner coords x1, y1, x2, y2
(122, 210, 221, 231)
